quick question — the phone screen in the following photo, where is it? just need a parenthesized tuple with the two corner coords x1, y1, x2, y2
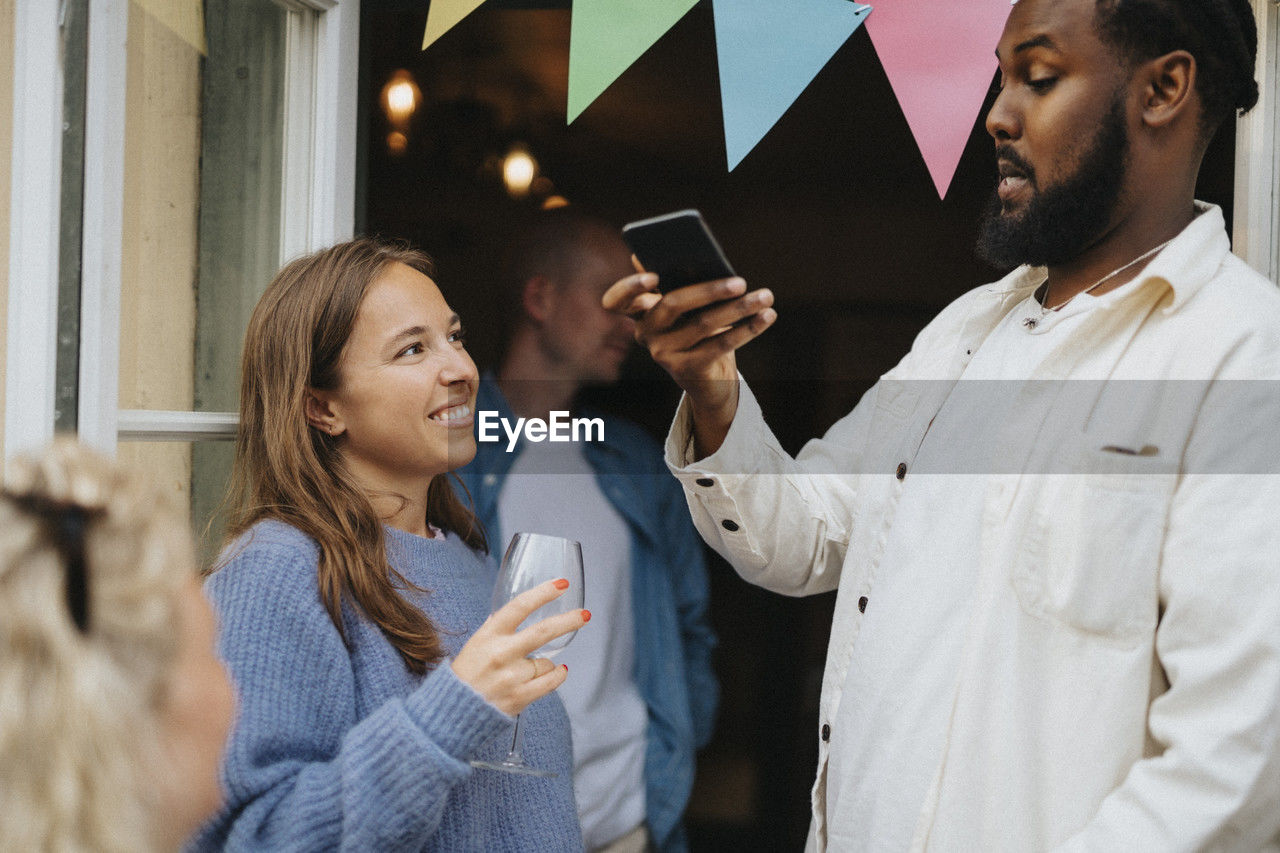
(622, 210, 736, 293)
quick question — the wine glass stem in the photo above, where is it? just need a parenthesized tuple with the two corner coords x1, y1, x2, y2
(506, 713, 527, 764)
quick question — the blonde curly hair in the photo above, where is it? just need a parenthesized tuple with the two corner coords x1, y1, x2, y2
(0, 440, 195, 852)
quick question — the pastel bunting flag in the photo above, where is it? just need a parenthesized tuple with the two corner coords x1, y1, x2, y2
(865, 0, 1012, 197)
(567, 0, 700, 123)
(422, 0, 489, 51)
(713, 0, 871, 169)
(132, 0, 206, 54)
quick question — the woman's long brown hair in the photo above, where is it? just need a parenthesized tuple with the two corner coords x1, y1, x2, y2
(220, 238, 487, 675)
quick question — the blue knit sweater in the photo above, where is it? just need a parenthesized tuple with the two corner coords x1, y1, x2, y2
(189, 519, 583, 852)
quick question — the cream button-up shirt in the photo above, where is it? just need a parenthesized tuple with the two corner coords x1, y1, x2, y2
(666, 204, 1280, 851)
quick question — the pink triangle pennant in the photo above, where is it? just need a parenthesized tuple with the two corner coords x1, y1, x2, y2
(866, 1, 1011, 198)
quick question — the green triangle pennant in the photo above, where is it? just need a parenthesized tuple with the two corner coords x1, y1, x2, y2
(567, 0, 699, 123)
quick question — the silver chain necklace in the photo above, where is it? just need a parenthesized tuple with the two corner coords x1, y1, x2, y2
(1022, 237, 1174, 329)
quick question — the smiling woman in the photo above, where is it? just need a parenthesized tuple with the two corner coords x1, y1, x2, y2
(190, 237, 588, 850)
(225, 241, 483, 670)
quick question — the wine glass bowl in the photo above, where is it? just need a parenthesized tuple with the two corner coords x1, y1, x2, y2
(490, 533, 584, 657)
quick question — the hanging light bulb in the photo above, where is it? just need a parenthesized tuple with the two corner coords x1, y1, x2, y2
(502, 144, 538, 198)
(381, 70, 421, 127)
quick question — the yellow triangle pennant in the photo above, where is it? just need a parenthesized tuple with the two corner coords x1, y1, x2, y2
(131, 0, 206, 55)
(422, 0, 489, 51)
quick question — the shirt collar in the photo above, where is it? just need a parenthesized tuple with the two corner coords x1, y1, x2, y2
(986, 263, 1045, 298)
(1143, 201, 1230, 313)
(984, 201, 1229, 314)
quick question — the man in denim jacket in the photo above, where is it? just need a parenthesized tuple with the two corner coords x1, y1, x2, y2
(459, 208, 718, 853)
(607, 0, 1280, 850)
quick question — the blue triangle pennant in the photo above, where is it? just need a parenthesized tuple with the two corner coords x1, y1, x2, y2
(713, 0, 872, 169)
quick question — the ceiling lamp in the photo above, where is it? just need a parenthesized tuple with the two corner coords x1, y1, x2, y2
(380, 70, 421, 155)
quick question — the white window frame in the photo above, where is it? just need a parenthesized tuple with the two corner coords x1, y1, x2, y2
(4, 0, 65, 459)
(3, 0, 359, 459)
(1234, 0, 1280, 282)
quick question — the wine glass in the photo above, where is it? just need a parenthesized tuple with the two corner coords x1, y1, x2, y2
(470, 532, 584, 777)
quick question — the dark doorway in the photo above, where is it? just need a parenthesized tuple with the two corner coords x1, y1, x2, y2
(357, 2, 1236, 848)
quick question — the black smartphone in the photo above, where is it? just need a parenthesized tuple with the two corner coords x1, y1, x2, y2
(622, 209, 736, 293)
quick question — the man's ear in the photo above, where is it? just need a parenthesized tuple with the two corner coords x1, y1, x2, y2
(304, 389, 345, 438)
(521, 275, 556, 324)
(1139, 50, 1196, 129)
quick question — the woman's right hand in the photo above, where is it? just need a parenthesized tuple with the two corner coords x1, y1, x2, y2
(450, 579, 588, 716)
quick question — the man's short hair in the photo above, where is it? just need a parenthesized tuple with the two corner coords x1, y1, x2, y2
(502, 206, 620, 327)
(1094, 0, 1259, 138)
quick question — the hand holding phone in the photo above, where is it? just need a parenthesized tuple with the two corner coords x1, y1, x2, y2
(608, 208, 774, 457)
(622, 209, 736, 293)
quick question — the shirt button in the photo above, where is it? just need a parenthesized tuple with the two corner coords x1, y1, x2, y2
(721, 519, 740, 532)
(483, 473, 498, 487)
(821, 723, 831, 742)
(696, 477, 715, 487)
(895, 462, 907, 480)
(858, 596, 868, 613)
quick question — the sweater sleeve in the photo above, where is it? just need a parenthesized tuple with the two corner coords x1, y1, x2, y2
(190, 538, 511, 852)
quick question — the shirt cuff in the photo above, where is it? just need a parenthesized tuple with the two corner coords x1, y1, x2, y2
(664, 374, 766, 475)
(663, 378, 774, 560)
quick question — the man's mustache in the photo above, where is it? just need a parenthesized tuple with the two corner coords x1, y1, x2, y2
(995, 145, 1036, 185)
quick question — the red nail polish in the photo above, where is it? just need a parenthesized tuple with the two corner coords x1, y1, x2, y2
(562, 664, 569, 673)
(553, 578, 570, 590)
(581, 609, 592, 622)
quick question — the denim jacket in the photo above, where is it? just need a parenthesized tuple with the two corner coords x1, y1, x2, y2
(457, 377, 719, 853)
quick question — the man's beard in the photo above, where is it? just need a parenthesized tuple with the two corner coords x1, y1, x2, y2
(976, 96, 1129, 270)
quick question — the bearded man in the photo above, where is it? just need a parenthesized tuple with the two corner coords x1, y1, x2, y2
(605, 0, 1280, 849)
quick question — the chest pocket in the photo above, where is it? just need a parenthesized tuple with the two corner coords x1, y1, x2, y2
(1012, 431, 1178, 646)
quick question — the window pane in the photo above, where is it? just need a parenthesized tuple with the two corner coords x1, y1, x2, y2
(118, 0, 286, 540)
(119, 5, 202, 417)
(119, 0, 286, 416)
(193, 1, 287, 415)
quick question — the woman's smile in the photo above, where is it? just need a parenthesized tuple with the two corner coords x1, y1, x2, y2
(429, 401, 474, 426)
